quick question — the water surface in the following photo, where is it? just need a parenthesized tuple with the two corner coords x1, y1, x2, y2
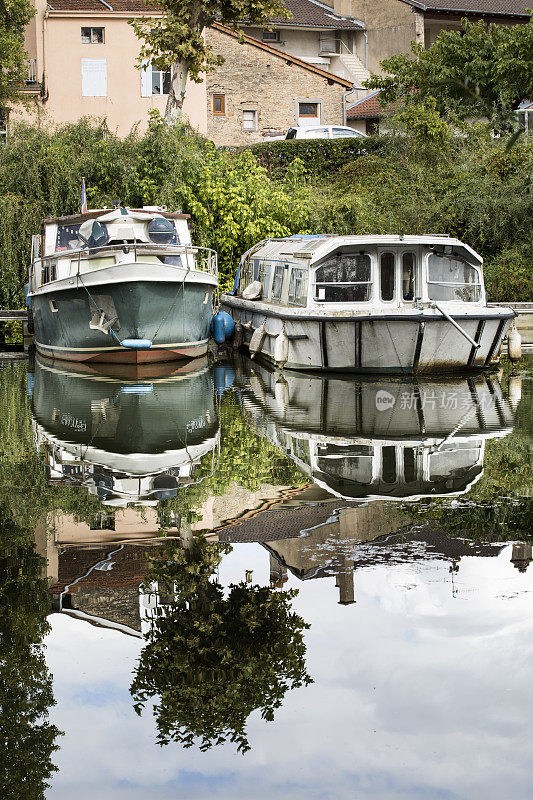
(0, 353, 531, 800)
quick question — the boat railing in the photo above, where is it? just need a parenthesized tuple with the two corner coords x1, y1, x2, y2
(29, 242, 217, 291)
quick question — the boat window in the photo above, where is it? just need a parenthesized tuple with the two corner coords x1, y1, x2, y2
(147, 216, 178, 245)
(380, 252, 395, 301)
(314, 251, 371, 302)
(41, 260, 57, 285)
(427, 253, 481, 302)
(382, 446, 397, 484)
(56, 223, 81, 251)
(260, 261, 272, 297)
(288, 267, 308, 306)
(403, 448, 416, 483)
(402, 252, 415, 301)
(271, 264, 285, 300)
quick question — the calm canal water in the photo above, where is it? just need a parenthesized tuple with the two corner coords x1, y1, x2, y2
(0, 352, 532, 800)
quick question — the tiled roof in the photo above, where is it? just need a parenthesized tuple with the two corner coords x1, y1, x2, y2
(252, 0, 363, 29)
(400, 0, 530, 17)
(49, 0, 154, 10)
(347, 91, 389, 119)
(49, 0, 362, 26)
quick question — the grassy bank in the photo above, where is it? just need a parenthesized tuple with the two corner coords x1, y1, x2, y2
(0, 115, 531, 306)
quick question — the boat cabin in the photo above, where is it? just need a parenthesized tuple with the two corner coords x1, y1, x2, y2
(29, 207, 203, 293)
(237, 234, 486, 310)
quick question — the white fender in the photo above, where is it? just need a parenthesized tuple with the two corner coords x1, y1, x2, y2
(242, 281, 262, 300)
(508, 375, 522, 408)
(274, 329, 289, 367)
(249, 322, 266, 359)
(274, 376, 290, 410)
(508, 325, 522, 362)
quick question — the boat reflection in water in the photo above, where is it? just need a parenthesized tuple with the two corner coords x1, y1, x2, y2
(236, 358, 515, 501)
(31, 355, 220, 508)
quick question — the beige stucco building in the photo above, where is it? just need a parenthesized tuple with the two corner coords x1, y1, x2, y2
(19, 0, 206, 136)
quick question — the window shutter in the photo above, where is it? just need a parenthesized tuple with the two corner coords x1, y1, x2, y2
(140, 63, 152, 97)
(81, 58, 107, 97)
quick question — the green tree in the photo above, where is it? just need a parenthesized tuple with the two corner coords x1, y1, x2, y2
(0, 506, 62, 800)
(129, 0, 290, 123)
(0, 0, 35, 111)
(365, 18, 533, 130)
(131, 535, 312, 753)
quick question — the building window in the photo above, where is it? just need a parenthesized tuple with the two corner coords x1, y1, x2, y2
(0, 109, 8, 143)
(299, 102, 319, 118)
(81, 58, 107, 97)
(212, 94, 226, 115)
(262, 29, 280, 42)
(140, 64, 171, 97)
(152, 69, 171, 96)
(81, 27, 104, 43)
(242, 110, 258, 131)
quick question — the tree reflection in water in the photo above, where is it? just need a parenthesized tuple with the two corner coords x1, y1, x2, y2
(131, 534, 312, 753)
(0, 507, 62, 800)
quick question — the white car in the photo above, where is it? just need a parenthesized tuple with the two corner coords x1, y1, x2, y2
(265, 125, 367, 141)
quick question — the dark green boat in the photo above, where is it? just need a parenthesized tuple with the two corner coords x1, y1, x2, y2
(28, 208, 218, 364)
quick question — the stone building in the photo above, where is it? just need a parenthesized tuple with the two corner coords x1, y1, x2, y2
(206, 23, 352, 145)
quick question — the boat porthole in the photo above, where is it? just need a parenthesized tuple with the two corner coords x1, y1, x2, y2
(49, 299, 58, 313)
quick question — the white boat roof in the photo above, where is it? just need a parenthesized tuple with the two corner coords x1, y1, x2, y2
(245, 235, 483, 266)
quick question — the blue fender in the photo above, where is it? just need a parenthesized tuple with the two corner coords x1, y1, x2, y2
(211, 311, 235, 345)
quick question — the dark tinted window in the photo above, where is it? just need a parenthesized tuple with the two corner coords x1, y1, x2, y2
(380, 252, 395, 301)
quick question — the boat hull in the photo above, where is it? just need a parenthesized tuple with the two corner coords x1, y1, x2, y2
(221, 297, 515, 374)
(33, 280, 215, 364)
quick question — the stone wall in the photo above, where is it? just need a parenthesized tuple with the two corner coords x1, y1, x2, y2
(206, 28, 349, 146)
(73, 586, 141, 631)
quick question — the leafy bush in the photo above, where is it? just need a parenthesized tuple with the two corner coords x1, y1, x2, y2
(248, 135, 388, 176)
(484, 246, 533, 303)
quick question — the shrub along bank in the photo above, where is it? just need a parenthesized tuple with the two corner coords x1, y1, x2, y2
(0, 115, 531, 307)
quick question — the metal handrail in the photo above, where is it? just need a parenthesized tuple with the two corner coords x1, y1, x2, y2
(29, 242, 217, 292)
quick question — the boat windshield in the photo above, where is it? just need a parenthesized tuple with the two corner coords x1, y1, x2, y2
(314, 251, 371, 302)
(427, 254, 481, 302)
(55, 223, 81, 252)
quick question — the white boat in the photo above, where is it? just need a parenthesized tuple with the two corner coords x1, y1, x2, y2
(28, 207, 218, 364)
(221, 235, 516, 373)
